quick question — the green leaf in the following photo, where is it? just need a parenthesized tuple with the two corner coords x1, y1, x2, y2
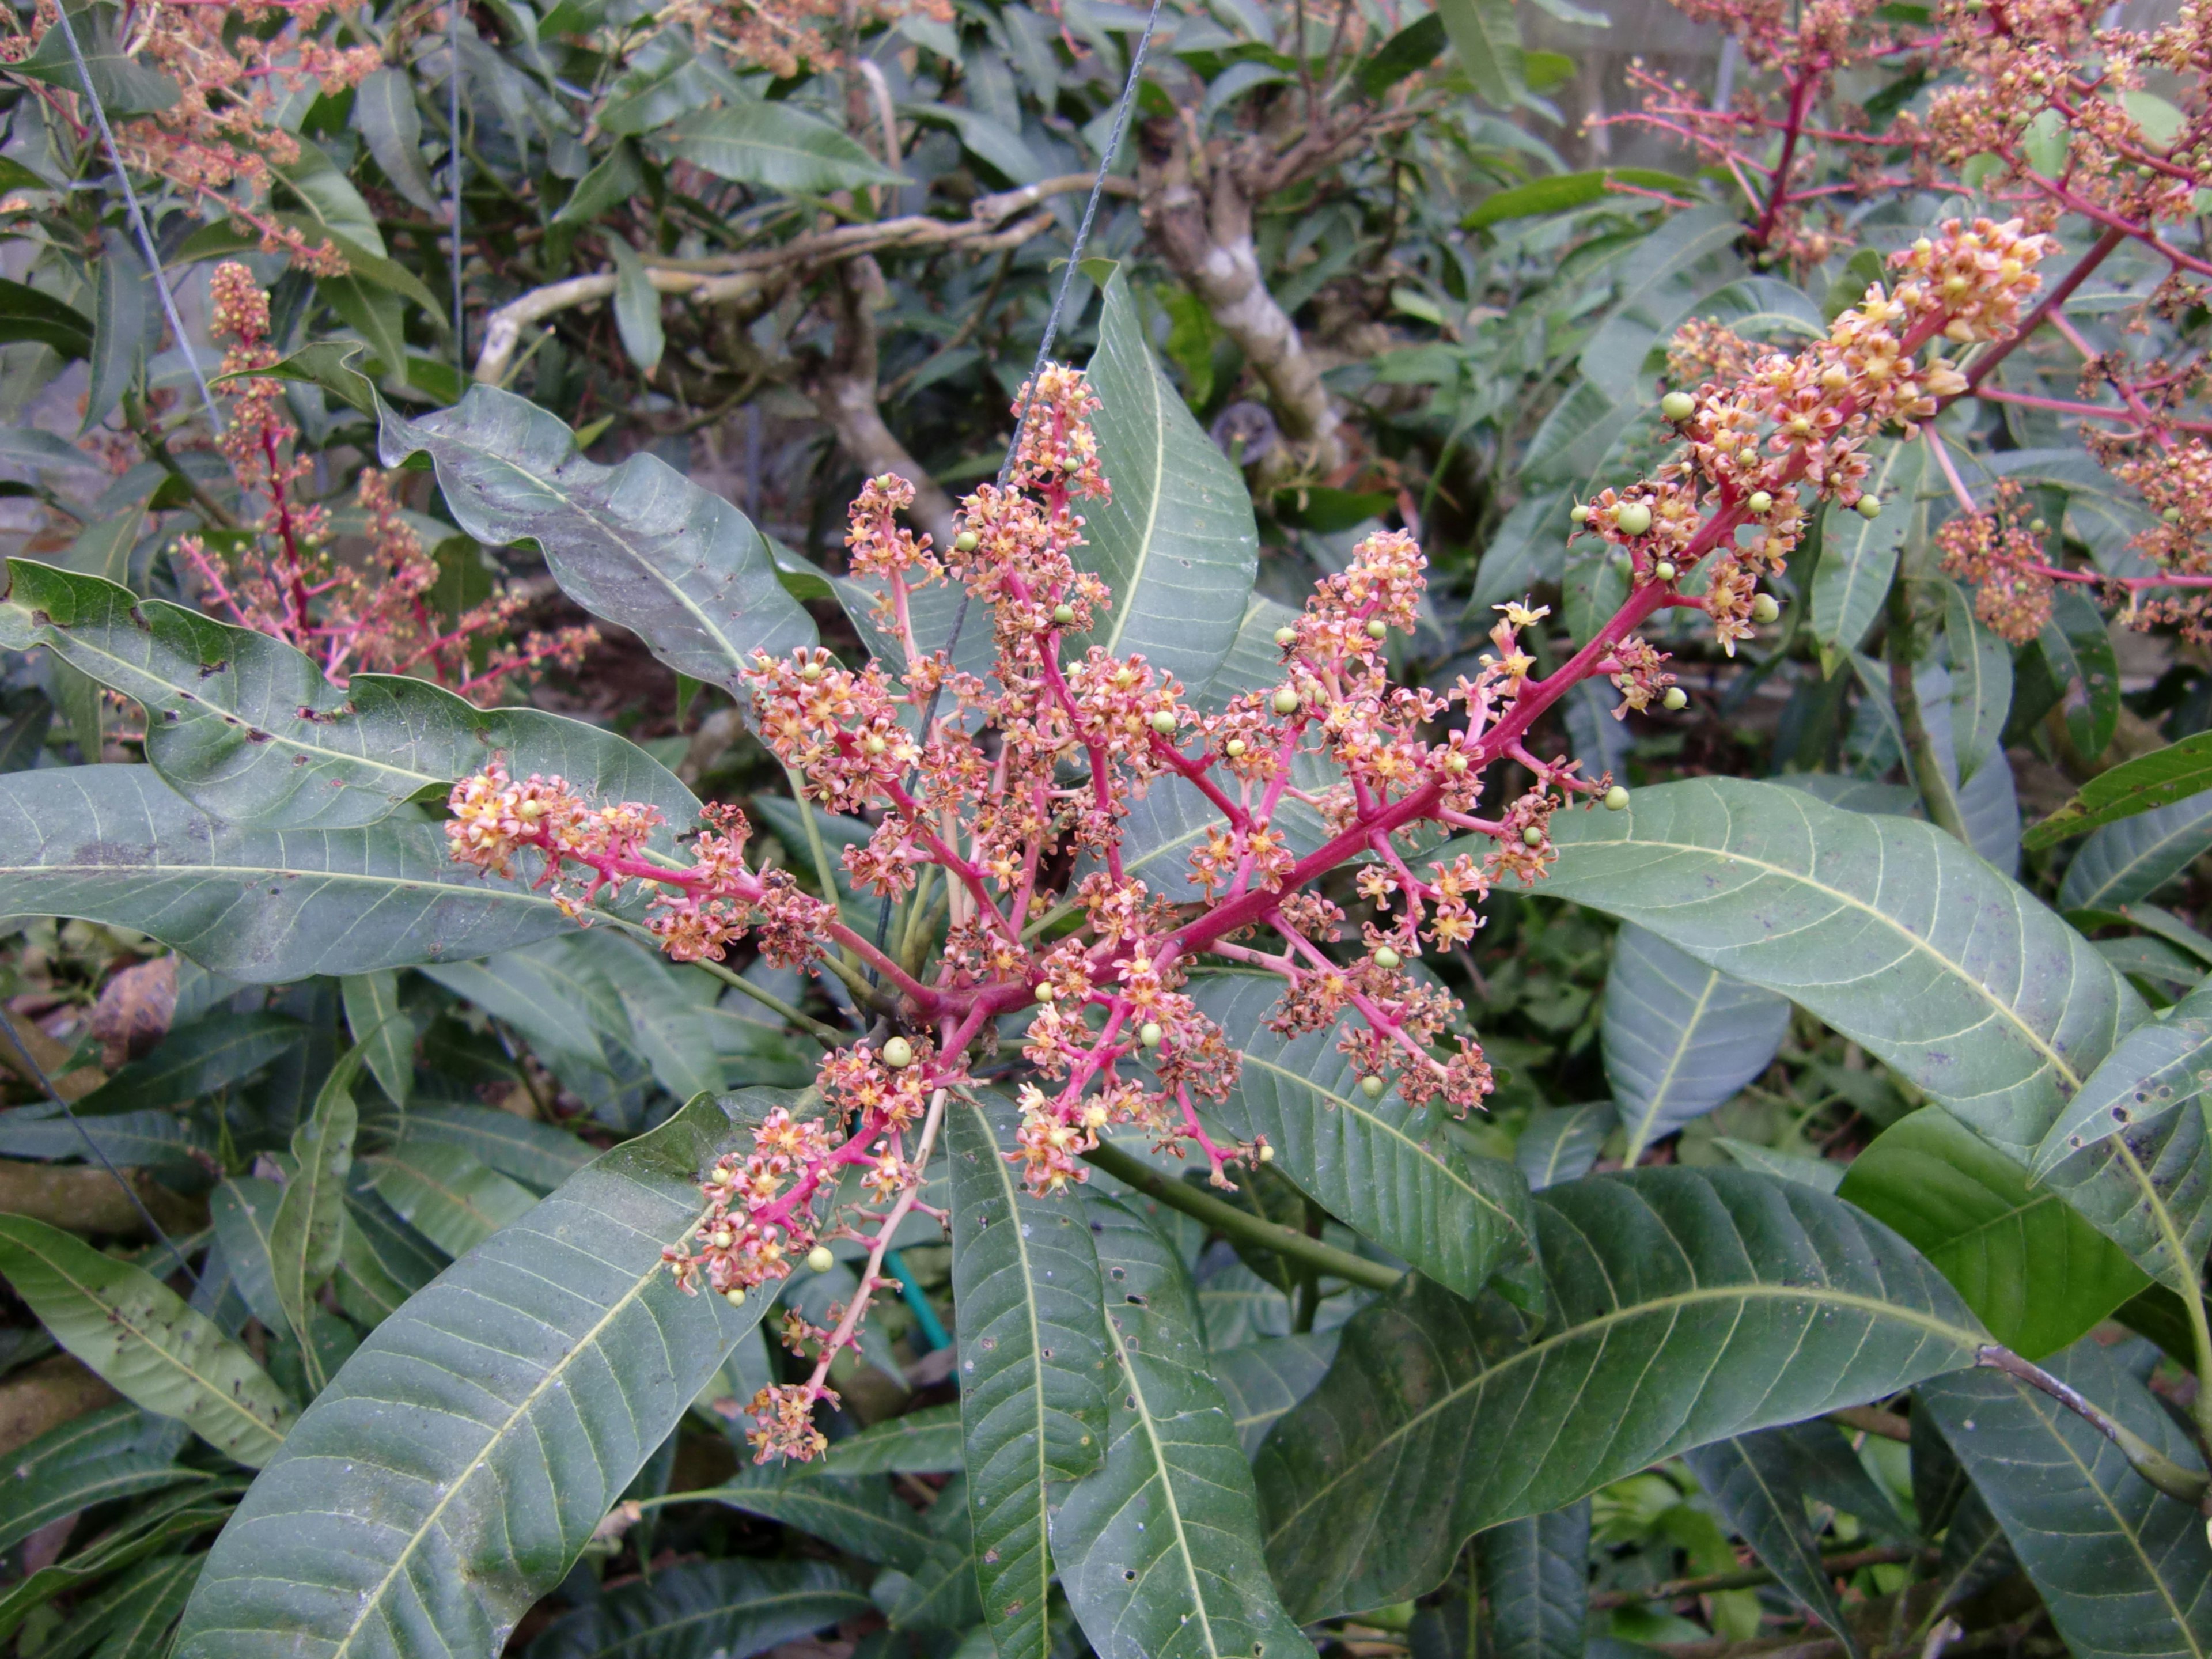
(379, 386, 816, 697)
(1189, 972, 1536, 1301)
(1515, 1104, 1612, 1191)
(659, 103, 905, 191)
(820, 1402, 963, 1474)
(551, 138, 644, 228)
(270, 147, 384, 257)
(173, 1090, 774, 1659)
(1356, 12, 1446, 97)
(1211, 1334, 1339, 1457)
(1544, 776, 2142, 1220)
(342, 971, 414, 1108)
(0, 765, 581, 980)
(1601, 923, 1790, 1162)
(1943, 578, 2012, 783)
(527, 1559, 871, 1659)
(0, 1215, 293, 1465)
(0, 277, 93, 359)
(211, 1176, 288, 1332)
(1433, 0, 1524, 107)
(1252, 1166, 1985, 1620)
(353, 67, 440, 214)
(369, 1139, 538, 1256)
(607, 240, 666, 373)
(271, 1074, 358, 1389)
(2027, 733, 2212, 847)
(1839, 1107, 2148, 1358)
(2061, 791, 2212, 910)
(332, 1188, 442, 1327)
(1919, 1339, 2212, 1659)
(2041, 587, 2122, 763)
(11, 7, 178, 115)
(1051, 1198, 1313, 1659)
(0, 1487, 233, 1646)
(82, 232, 150, 438)
(236, 341, 380, 420)
(0, 558, 702, 831)
(2032, 971, 2212, 1194)
(396, 1105, 594, 1191)
(1464, 169, 1691, 230)
(315, 276, 406, 380)
(0, 1455, 205, 1555)
(1681, 1430, 1865, 1657)
(948, 1092, 1110, 1659)
(1073, 271, 1259, 691)
(72, 1012, 305, 1115)
(1476, 1501, 1590, 1659)
(711, 1467, 934, 1569)
(1809, 438, 1922, 674)
(78, 1549, 202, 1659)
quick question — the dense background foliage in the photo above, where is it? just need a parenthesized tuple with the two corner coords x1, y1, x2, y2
(3, 0, 2212, 1656)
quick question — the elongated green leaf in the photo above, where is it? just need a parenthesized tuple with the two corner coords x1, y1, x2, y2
(948, 1093, 1110, 1659)
(0, 276, 92, 358)
(1050, 1198, 1313, 1659)
(72, 1012, 305, 1115)
(0, 1215, 293, 1465)
(1919, 1339, 2212, 1659)
(1601, 923, 1789, 1162)
(881, 1535, 984, 1633)
(1465, 168, 1691, 229)
(10, 8, 177, 115)
(2027, 736, 2212, 848)
(1683, 1430, 1862, 1657)
(1477, 1501, 1589, 1659)
(0, 765, 581, 980)
(1810, 439, 1923, 673)
(1841, 1107, 2147, 1358)
(271, 1076, 357, 1388)
(83, 232, 150, 438)
(1545, 775, 2146, 1236)
(2034, 974, 2212, 1181)
(395, 1105, 593, 1191)
(332, 1187, 441, 1327)
(0, 1456, 204, 1554)
(369, 1139, 537, 1257)
(711, 1466, 934, 1569)
(342, 972, 414, 1107)
(211, 1176, 287, 1331)
(1190, 972, 1535, 1300)
(379, 387, 816, 698)
(2062, 790, 2212, 910)
(353, 67, 440, 213)
(529, 1559, 870, 1659)
(0, 1487, 233, 1646)
(1073, 271, 1257, 691)
(1515, 1104, 1612, 1191)
(1434, 0, 1522, 106)
(0, 559, 700, 832)
(174, 1090, 772, 1659)
(1944, 579, 2012, 783)
(1212, 1333, 1340, 1457)
(820, 1402, 963, 1475)
(1252, 1166, 1984, 1620)
(607, 240, 665, 373)
(660, 103, 904, 191)
(0, 1106, 208, 1176)
(83, 1549, 202, 1659)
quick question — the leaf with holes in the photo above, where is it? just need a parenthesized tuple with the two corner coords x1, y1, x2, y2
(1601, 923, 1790, 1162)
(1252, 1166, 1984, 1620)
(172, 1089, 771, 1659)
(947, 1092, 1109, 1659)
(1190, 972, 1535, 1302)
(2061, 790, 2212, 911)
(1050, 1198, 1314, 1659)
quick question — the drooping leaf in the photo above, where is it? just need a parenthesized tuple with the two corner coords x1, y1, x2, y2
(341, 971, 414, 1108)
(0, 1453, 204, 1555)
(1682, 1429, 1865, 1656)
(2028, 733, 2212, 847)
(2041, 587, 2122, 764)
(1809, 438, 1923, 674)
(1433, 0, 1524, 107)
(2033, 972, 2212, 1180)
(352, 67, 440, 213)
(1545, 777, 2152, 1267)
(10, 7, 178, 116)
(0, 558, 701, 831)
(819, 1402, 963, 1475)
(1943, 578, 2013, 784)
(1839, 1107, 2148, 1358)
(82, 232, 150, 438)
(0, 1486, 234, 1646)
(0, 277, 93, 358)
(0, 1215, 293, 1466)
(658, 103, 906, 191)
(0, 765, 581, 980)
(368, 1138, 539, 1257)
(173, 1090, 772, 1659)
(378, 387, 816, 699)
(1476, 1500, 1590, 1659)
(607, 240, 666, 374)
(270, 1073, 358, 1388)
(210, 1176, 287, 1332)
(1191, 972, 1536, 1300)
(1050, 1198, 1314, 1659)
(1919, 1339, 2212, 1659)
(1072, 271, 1259, 692)
(711, 1465, 934, 1570)
(395, 1105, 594, 1191)
(332, 1187, 442, 1327)
(947, 1092, 1110, 1659)
(1252, 1166, 1984, 1620)
(1210, 1333, 1340, 1457)
(2061, 790, 2212, 910)
(526, 1559, 871, 1659)
(70, 1011, 305, 1115)
(1601, 923, 1790, 1162)
(77, 1548, 202, 1658)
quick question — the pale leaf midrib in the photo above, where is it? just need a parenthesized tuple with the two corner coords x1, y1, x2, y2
(1111, 1320, 1221, 1659)
(1097, 338, 1166, 661)
(1624, 967, 1722, 1161)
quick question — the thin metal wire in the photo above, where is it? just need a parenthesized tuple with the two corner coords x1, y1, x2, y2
(51, 3, 224, 435)
(0, 1014, 202, 1289)
(449, 6, 465, 368)
(869, 0, 1164, 976)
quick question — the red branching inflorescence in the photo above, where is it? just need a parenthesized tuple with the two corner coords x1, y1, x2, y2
(176, 263, 594, 699)
(437, 221, 2081, 1460)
